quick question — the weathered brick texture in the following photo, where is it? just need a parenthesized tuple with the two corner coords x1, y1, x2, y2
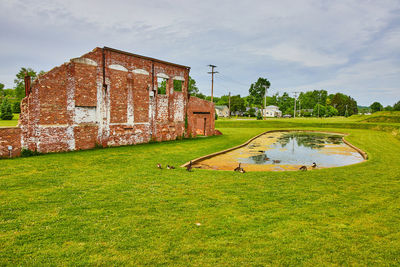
(187, 96, 215, 137)
(0, 127, 21, 158)
(1, 47, 215, 158)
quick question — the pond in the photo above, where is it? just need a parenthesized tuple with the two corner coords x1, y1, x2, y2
(192, 131, 366, 171)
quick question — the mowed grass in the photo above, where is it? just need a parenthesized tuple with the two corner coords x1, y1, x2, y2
(1, 119, 400, 265)
(0, 114, 19, 127)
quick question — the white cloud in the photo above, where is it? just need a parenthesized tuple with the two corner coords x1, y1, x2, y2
(246, 44, 348, 67)
(0, 0, 399, 105)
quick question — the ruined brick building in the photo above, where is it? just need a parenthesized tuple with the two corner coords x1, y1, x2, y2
(0, 47, 215, 157)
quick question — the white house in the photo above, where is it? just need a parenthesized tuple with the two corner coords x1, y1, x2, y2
(262, 105, 282, 117)
(215, 105, 230, 117)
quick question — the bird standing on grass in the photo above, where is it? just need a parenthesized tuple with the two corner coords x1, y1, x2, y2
(312, 162, 317, 168)
(234, 163, 241, 172)
(167, 165, 175, 169)
(157, 163, 162, 169)
(299, 165, 307, 171)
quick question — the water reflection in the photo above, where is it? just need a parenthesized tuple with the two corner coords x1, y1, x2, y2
(249, 153, 270, 164)
(192, 131, 365, 171)
(239, 132, 363, 167)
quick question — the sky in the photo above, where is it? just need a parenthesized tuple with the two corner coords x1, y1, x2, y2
(0, 0, 399, 106)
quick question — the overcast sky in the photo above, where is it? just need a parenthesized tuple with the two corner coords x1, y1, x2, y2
(0, 0, 399, 106)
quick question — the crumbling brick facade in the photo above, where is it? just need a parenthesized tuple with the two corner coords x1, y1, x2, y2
(187, 96, 215, 136)
(0, 47, 215, 158)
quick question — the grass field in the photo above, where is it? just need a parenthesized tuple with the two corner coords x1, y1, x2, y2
(1, 116, 400, 265)
(0, 114, 19, 127)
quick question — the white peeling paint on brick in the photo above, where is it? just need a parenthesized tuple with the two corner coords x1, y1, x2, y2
(157, 73, 169, 79)
(71, 57, 98, 66)
(174, 94, 185, 122)
(132, 69, 149, 75)
(104, 78, 111, 141)
(157, 96, 169, 122)
(127, 78, 134, 125)
(108, 64, 128, 72)
(66, 126, 75, 150)
(173, 76, 185, 81)
(66, 65, 76, 150)
(75, 107, 97, 123)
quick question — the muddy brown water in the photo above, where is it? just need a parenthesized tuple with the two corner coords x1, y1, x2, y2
(193, 131, 365, 171)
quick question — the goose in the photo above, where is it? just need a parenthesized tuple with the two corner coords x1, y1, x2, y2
(157, 163, 162, 169)
(299, 165, 307, 171)
(167, 165, 175, 169)
(186, 161, 193, 172)
(234, 163, 242, 172)
(312, 162, 317, 168)
(272, 160, 281, 164)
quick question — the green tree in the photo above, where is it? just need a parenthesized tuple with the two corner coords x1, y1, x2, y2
(393, 101, 400, 111)
(370, 102, 383, 113)
(216, 95, 229, 106)
(14, 67, 38, 100)
(173, 80, 182, 91)
(313, 104, 327, 117)
(256, 110, 262, 120)
(329, 93, 358, 116)
(230, 95, 246, 115)
(0, 83, 4, 96)
(13, 101, 21, 113)
(248, 77, 270, 107)
(299, 90, 327, 109)
(277, 92, 294, 115)
(188, 76, 199, 96)
(326, 105, 338, 117)
(248, 107, 256, 117)
(0, 97, 13, 120)
(384, 105, 393, 111)
(157, 80, 166, 94)
(3, 89, 15, 97)
(195, 92, 207, 100)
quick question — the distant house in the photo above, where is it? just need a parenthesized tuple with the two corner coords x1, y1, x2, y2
(262, 105, 282, 117)
(215, 105, 230, 117)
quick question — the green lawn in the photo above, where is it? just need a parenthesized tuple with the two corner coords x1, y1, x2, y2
(0, 114, 19, 127)
(1, 118, 400, 265)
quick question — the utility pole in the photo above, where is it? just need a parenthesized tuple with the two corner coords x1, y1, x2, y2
(263, 85, 268, 119)
(293, 92, 299, 118)
(208, 65, 218, 103)
(228, 92, 231, 118)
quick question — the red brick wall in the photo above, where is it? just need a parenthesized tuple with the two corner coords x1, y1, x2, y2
(187, 97, 215, 137)
(74, 125, 98, 150)
(109, 68, 128, 123)
(75, 63, 97, 107)
(0, 47, 215, 158)
(0, 128, 21, 158)
(38, 65, 69, 125)
(133, 74, 150, 123)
